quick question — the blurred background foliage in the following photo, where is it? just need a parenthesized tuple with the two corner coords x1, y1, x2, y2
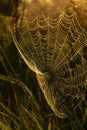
(0, 0, 13, 16)
(0, 0, 87, 130)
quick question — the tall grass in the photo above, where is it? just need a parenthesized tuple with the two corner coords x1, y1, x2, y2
(0, 14, 87, 130)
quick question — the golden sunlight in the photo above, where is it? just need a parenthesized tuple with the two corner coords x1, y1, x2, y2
(22, 0, 53, 4)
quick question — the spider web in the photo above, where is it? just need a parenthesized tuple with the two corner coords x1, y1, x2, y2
(12, 4, 87, 118)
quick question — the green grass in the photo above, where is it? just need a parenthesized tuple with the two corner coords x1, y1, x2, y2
(0, 14, 87, 130)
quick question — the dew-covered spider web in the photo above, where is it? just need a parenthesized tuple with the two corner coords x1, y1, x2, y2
(12, 0, 87, 118)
